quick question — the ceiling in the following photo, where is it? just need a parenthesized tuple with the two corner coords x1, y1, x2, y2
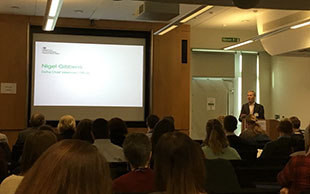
(0, 0, 309, 32)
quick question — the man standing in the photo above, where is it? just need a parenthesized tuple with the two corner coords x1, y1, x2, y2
(239, 90, 265, 122)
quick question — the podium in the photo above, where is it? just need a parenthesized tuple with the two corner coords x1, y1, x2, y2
(241, 119, 280, 140)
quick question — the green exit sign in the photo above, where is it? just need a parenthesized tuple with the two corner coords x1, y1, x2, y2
(222, 37, 240, 42)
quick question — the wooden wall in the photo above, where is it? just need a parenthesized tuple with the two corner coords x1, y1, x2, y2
(0, 14, 190, 147)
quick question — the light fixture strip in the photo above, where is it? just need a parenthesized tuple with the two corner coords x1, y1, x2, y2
(290, 21, 310, 29)
(180, 5, 213, 23)
(224, 40, 254, 50)
(44, 18, 55, 31)
(43, 0, 64, 31)
(49, 0, 61, 17)
(158, 25, 178, 36)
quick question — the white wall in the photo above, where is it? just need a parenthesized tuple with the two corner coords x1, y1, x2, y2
(271, 56, 310, 128)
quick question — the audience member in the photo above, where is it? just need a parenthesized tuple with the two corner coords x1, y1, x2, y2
(73, 119, 94, 144)
(38, 125, 56, 134)
(151, 118, 175, 153)
(0, 133, 8, 144)
(224, 115, 257, 160)
(12, 113, 46, 164)
(240, 114, 270, 148)
(154, 132, 206, 194)
(113, 133, 155, 193)
(108, 118, 128, 147)
(260, 119, 294, 159)
(202, 119, 241, 160)
(146, 114, 160, 138)
(15, 140, 112, 194)
(57, 115, 76, 141)
(290, 116, 305, 152)
(0, 131, 57, 194)
(277, 124, 310, 194)
(92, 118, 126, 162)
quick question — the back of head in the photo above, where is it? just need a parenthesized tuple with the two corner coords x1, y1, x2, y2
(73, 119, 94, 144)
(92, 118, 109, 139)
(123, 133, 151, 168)
(278, 118, 293, 135)
(246, 114, 257, 126)
(108, 118, 128, 137)
(224, 115, 237, 133)
(205, 119, 228, 155)
(57, 115, 76, 134)
(289, 116, 301, 129)
(30, 113, 45, 128)
(21, 130, 57, 174)
(151, 118, 175, 152)
(16, 140, 112, 194)
(146, 114, 160, 129)
(154, 132, 206, 194)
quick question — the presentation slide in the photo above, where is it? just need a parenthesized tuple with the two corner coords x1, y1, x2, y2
(34, 41, 144, 107)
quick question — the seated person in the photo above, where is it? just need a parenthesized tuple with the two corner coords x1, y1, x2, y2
(277, 124, 310, 194)
(224, 115, 257, 160)
(0, 131, 57, 194)
(92, 118, 126, 163)
(146, 114, 159, 139)
(202, 119, 241, 160)
(15, 140, 112, 194)
(113, 133, 155, 193)
(260, 119, 294, 159)
(57, 115, 76, 141)
(240, 114, 270, 148)
(290, 116, 305, 152)
(154, 131, 207, 194)
(73, 119, 94, 144)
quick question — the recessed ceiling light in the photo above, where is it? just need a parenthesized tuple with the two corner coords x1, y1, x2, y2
(74, 10, 83, 14)
(11, 5, 20, 9)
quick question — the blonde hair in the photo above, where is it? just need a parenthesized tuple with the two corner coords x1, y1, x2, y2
(246, 115, 266, 135)
(57, 115, 76, 134)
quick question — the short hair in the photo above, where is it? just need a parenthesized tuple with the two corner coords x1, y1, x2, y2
(15, 140, 112, 194)
(247, 90, 256, 96)
(73, 119, 94, 144)
(278, 119, 293, 135)
(20, 130, 57, 174)
(205, 119, 229, 155)
(224, 115, 238, 132)
(154, 132, 206, 194)
(146, 114, 159, 129)
(57, 115, 76, 134)
(246, 114, 257, 125)
(30, 113, 45, 128)
(289, 116, 301, 129)
(123, 133, 151, 168)
(151, 118, 175, 152)
(108, 118, 128, 136)
(92, 118, 109, 139)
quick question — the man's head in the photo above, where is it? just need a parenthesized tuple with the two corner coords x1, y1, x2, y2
(278, 119, 293, 136)
(289, 116, 301, 129)
(30, 113, 45, 128)
(247, 90, 256, 104)
(146, 114, 159, 130)
(123, 133, 151, 168)
(223, 115, 238, 133)
(92, 118, 109, 139)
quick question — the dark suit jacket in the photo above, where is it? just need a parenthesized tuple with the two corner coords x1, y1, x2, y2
(239, 103, 265, 121)
(260, 136, 293, 159)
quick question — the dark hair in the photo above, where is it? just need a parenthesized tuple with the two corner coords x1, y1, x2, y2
(224, 115, 238, 132)
(123, 133, 151, 168)
(154, 132, 206, 194)
(20, 130, 57, 174)
(151, 118, 175, 152)
(15, 140, 112, 194)
(289, 116, 301, 129)
(30, 113, 45, 128)
(108, 118, 128, 147)
(278, 119, 293, 135)
(92, 118, 109, 139)
(73, 119, 94, 144)
(205, 119, 229, 155)
(146, 115, 159, 129)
